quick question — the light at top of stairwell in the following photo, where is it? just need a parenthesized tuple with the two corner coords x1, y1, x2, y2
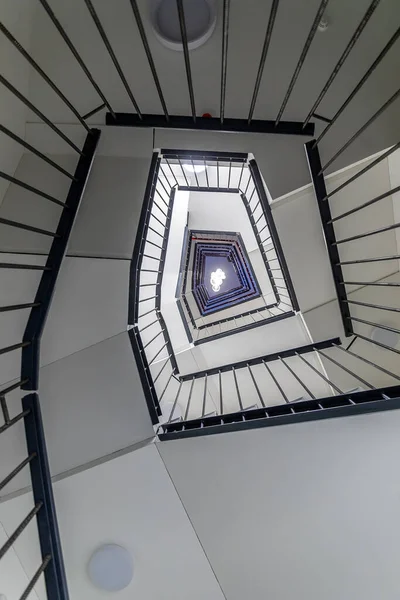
(88, 545, 133, 591)
(210, 268, 226, 292)
(183, 163, 206, 174)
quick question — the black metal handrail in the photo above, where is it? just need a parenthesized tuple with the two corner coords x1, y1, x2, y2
(158, 336, 400, 439)
(0, 26, 100, 593)
(164, 151, 298, 343)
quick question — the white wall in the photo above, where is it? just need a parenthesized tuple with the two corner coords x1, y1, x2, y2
(159, 408, 400, 600)
(0, 444, 225, 600)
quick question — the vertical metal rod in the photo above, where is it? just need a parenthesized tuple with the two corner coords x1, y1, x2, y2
(201, 373, 208, 417)
(178, 158, 190, 185)
(148, 341, 168, 365)
(0, 395, 9, 423)
(302, 0, 382, 128)
(228, 160, 232, 188)
(168, 380, 183, 422)
(248, 0, 280, 123)
(333, 220, 400, 245)
(191, 158, 200, 187)
(0, 125, 75, 179)
(176, 0, 196, 121)
(349, 316, 400, 336)
(247, 364, 266, 407)
(220, 0, 230, 123)
(320, 87, 400, 173)
(328, 186, 400, 221)
(275, 0, 330, 125)
(185, 377, 195, 420)
(0, 22, 90, 131)
(345, 299, 400, 314)
(37, 0, 115, 117)
(238, 160, 246, 189)
(165, 158, 179, 186)
(0, 74, 82, 154)
(216, 159, 220, 188)
(128, 0, 169, 119)
(19, 555, 52, 600)
(153, 355, 172, 383)
(0, 454, 36, 493)
(158, 167, 172, 196)
(0, 171, 66, 208)
(232, 367, 243, 410)
(323, 141, 400, 200)
(82, 102, 106, 120)
(158, 369, 175, 402)
(314, 26, 400, 144)
(316, 348, 375, 389)
(83, 0, 142, 117)
(279, 356, 316, 398)
(219, 370, 223, 414)
(296, 352, 343, 394)
(335, 343, 400, 382)
(356, 332, 400, 356)
(263, 360, 289, 403)
(204, 159, 210, 187)
(0, 502, 43, 560)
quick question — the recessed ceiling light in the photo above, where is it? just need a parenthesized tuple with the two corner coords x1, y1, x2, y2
(88, 545, 133, 592)
(151, 0, 217, 51)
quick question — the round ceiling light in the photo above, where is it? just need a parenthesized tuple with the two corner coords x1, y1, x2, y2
(88, 545, 133, 592)
(371, 325, 399, 349)
(151, 0, 217, 51)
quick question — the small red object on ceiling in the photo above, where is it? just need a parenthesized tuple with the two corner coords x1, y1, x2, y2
(202, 113, 212, 119)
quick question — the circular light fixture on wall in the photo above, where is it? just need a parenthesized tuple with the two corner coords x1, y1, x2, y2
(151, 0, 217, 51)
(371, 325, 399, 349)
(88, 545, 133, 592)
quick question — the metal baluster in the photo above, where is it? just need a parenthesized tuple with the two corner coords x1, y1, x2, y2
(158, 369, 175, 402)
(148, 341, 169, 365)
(296, 352, 343, 394)
(168, 380, 183, 422)
(38, 0, 115, 117)
(176, 0, 196, 121)
(279, 356, 316, 398)
(302, 0, 382, 128)
(335, 343, 400, 382)
(232, 367, 243, 410)
(263, 360, 289, 403)
(316, 348, 375, 390)
(83, 0, 141, 116)
(128, 0, 169, 119)
(248, 0, 280, 123)
(185, 377, 195, 420)
(220, 0, 230, 123)
(201, 373, 208, 417)
(0, 503, 43, 560)
(247, 364, 265, 407)
(275, 0, 330, 124)
(219, 370, 223, 414)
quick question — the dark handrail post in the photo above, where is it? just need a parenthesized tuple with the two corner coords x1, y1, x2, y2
(23, 393, 69, 600)
(305, 140, 353, 336)
(21, 129, 101, 390)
